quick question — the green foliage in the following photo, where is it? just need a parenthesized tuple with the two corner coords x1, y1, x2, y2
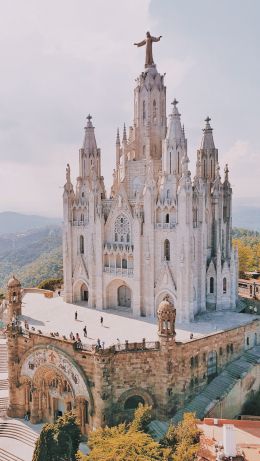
(129, 403, 152, 433)
(232, 227, 260, 275)
(0, 226, 62, 288)
(160, 413, 201, 461)
(77, 408, 201, 461)
(38, 277, 63, 291)
(32, 412, 81, 461)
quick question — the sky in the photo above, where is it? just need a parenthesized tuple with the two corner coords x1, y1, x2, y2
(0, 0, 259, 217)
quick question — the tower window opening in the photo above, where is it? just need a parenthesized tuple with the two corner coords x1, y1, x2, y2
(153, 100, 156, 122)
(122, 258, 127, 269)
(177, 152, 180, 174)
(170, 151, 172, 173)
(115, 233, 118, 242)
(203, 159, 206, 177)
(209, 277, 214, 294)
(165, 213, 169, 223)
(143, 100, 146, 122)
(80, 235, 84, 254)
(210, 158, 213, 178)
(164, 239, 170, 261)
(166, 189, 170, 199)
(223, 277, 227, 294)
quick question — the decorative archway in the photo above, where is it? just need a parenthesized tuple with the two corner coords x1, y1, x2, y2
(117, 387, 155, 413)
(19, 345, 94, 433)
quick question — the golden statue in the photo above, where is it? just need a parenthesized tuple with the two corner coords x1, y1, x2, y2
(134, 31, 162, 67)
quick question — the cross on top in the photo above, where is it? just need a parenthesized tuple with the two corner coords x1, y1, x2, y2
(205, 116, 211, 123)
(87, 114, 92, 122)
(171, 98, 179, 107)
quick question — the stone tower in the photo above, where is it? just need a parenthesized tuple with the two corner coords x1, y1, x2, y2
(7, 275, 22, 322)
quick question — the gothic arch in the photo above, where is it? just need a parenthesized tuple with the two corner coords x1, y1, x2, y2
(73, 278, 89, 303)
(19, 345, 94, 415)
(117, 387, 155, 412)
(105, 279, 132, 310)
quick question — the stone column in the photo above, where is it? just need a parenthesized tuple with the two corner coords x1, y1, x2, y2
(30, 391, 39, 424)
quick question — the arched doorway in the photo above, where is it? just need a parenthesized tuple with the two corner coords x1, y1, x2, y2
(124, 395, 145, 410)
(80, 283, 89, 302)
(118, 285, 131, 308)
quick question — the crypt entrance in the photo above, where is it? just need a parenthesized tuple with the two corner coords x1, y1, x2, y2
(18, 346, 93, 434)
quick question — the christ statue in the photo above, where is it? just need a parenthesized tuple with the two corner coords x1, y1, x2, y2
(134, 31, 162, 67)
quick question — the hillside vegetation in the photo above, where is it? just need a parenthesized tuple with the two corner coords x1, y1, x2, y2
(232, 227, 260, 276)
(0, 226, 62, 289)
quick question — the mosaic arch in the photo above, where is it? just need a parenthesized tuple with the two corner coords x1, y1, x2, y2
(20, 346, 92, 402)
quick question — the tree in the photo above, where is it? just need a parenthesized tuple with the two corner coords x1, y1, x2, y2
(233, 239, 254, 275)
(38, 277, 63, 291)
(32, 412, 81, 461)
(160, 413, 201, 461)
(77, 405, 167, 461)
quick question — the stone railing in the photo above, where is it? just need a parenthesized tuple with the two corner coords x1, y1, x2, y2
(104, 242, 134, 254)
(155, 222, 176, 230)
(72, 220, 88, 227)
(103, 267, 134, 278)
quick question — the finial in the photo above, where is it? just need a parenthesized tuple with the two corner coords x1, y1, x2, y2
(182, 124, 185, 136)
(224, 163, 229, 181)
(66, 163, 71, 184)
(171, 98, 179, 107)
(116, 128, 120, 145)
(204, 116, 213, 130)
(86, 114, 93, 127)
(123, 123, 127, 142)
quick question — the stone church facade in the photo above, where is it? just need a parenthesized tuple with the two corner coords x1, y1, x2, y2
(63, 51, 238, 321)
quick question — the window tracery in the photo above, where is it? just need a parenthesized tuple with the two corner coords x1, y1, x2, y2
(114, 214, 130, 243)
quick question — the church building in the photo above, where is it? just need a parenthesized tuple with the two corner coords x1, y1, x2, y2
(63, 34, 238, 321)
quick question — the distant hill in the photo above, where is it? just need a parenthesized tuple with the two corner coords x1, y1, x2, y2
(0, 212, 61, 235)
(0, 225, 62, 289)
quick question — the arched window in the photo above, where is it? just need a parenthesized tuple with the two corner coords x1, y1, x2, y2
(143, 100, 146, 122)
(177, 152, 180, 174)
(115, 233, 118, 242)
(166, 189, 170, 199)
(165, 213, 169, 223)
(223, 277, 227, 294)
(164, 239, 170, 261)
(210, 158, 213, 178)
(80, 235, 84, 254)
(210, 277, 214, 294)
(153, 99, 156, 121)
(122, 258, 127, 269)
(143, 145, 146, 156)
(80, 213, 84, 222)
(203, 159, 206, 177)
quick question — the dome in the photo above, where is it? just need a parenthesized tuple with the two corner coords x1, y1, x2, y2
(157, 296, 175, 320)
(7, 275, 21, 289)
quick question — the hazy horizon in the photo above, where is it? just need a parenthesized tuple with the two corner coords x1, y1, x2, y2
(0, 0, 259, 217)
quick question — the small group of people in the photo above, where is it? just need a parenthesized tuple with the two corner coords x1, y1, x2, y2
(96, 338, 105, 350)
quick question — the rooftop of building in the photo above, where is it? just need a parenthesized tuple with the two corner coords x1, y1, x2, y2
(19, 293, 259, 348)
(198, 418, 260, 461)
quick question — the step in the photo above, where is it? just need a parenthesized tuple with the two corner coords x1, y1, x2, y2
(0, 448, 26, 461)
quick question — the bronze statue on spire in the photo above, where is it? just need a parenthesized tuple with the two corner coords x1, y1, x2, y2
(134, 31, 162, 67)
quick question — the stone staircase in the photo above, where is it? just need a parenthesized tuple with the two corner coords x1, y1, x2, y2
(149, 345, 260, 440)
(0, 421, 38, 448)
(0, 448, 26, 461)
(0, 339, 9, 416)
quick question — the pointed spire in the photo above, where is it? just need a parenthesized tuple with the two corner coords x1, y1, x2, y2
(200, 116, 215, 149)
(123, 123, 127, 143)
(224, 163, 229, 182)
(83, 114, 97, 153)
(116, 128, 120, 145)
(166, 98, 183, 140)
